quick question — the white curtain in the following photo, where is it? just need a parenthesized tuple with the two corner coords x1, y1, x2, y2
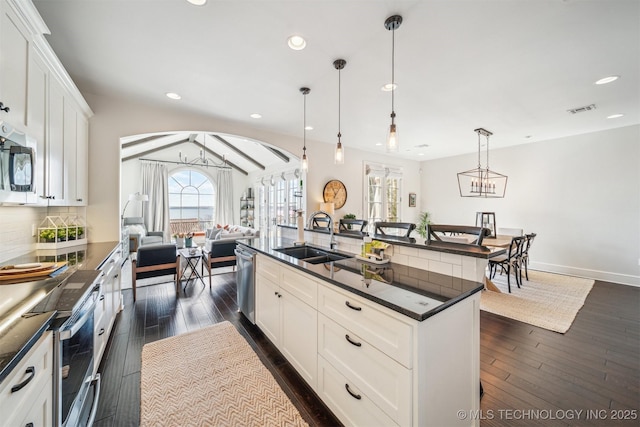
(141, 162, 170, 241)
(216, 168, 234, 225)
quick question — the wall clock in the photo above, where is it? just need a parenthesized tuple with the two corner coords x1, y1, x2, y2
(323, 179, 347, 209)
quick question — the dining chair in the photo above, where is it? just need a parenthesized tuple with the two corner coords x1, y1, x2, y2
(488, 236, 525, 293)
(519, 233, 537, 281)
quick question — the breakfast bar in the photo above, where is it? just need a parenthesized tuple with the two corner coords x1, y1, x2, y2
(241, 232, 487, 427)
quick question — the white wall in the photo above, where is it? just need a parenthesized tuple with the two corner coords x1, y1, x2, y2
(421, 125, 640, 286)
(85, 92, 422, 243)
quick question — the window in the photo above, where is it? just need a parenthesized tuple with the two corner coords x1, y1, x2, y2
(364, 163, 403, 232)
(168, 170, 215, 234)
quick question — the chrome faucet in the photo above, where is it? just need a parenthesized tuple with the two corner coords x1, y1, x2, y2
(307, 210, 336, 249)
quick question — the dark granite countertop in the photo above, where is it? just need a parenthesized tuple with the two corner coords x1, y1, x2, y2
(0, 241, 119, 385)
(240, 237, 484, 322)
(277, 224, 506, 258)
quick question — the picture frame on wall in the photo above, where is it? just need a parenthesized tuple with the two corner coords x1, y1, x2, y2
(409, 192, 416, 207)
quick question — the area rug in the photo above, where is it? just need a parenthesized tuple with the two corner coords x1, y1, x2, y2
(481, 270, 594, 333)
(140, 321, 308, 427)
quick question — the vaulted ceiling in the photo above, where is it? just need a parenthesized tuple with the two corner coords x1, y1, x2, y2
(34, 0, 639, 168)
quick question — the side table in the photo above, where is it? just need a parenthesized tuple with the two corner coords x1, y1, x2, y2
(179, 247, 205, 290)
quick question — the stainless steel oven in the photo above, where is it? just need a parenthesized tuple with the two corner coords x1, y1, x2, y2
(32, 269, 102, 427)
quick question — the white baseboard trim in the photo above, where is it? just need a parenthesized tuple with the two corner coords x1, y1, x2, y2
(529, 261, 640, 287)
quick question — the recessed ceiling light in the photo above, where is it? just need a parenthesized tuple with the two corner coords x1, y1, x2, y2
(607, 113, 624, 119)
(381, 83, 397, 92)
(166, 92, 181, 100)
(287, 35, 306, 50)
(250, 113, 262, 119)
(375, 142, 383, 146)
(186, 0, 207, 5)
(418, 153, 425, 156)
(595, 75, 619, 85)
(305, 125, 313, 130)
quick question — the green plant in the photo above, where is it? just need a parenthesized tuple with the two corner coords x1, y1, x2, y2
(57, 228, 67, 240)
(343, 213, 357, 229)
(416, 211, 431, 239)
(39, 228, 56, 241)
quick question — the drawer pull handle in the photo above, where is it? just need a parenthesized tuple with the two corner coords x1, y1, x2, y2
(25, 423, 34, 427)
(98, 328, 105, 336)
(11, 366, 35, 393)
(345, 334, 362, 347)
(345, 301, 362, 311)
(345, 383, 362, 400)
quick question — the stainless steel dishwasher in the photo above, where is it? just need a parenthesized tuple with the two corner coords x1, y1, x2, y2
(234, 245, 256, 324)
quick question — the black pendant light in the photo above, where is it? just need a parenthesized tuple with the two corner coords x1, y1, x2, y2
(385, 15, 402, 153)
(333, 59, 346, 164)
(300, 87, 310, 172)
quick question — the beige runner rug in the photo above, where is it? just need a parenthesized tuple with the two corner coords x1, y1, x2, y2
(141, 321, 308, 427)
(481, 270, 594, 333)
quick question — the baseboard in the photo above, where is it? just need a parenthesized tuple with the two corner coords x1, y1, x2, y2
(529, 261, 640, 287)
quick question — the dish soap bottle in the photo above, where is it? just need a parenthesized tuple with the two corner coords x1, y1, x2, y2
(362, 236, 372, 257)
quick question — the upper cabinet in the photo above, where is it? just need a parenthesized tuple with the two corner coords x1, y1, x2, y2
(1, 0, 93, 206)
(0, 0, 29, 128)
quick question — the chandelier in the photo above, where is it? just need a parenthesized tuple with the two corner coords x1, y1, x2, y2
(178, 133, 227, 167)
(457, 128, 508, 198)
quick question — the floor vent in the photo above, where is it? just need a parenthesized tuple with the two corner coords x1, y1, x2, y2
(567, 104, 596, 114)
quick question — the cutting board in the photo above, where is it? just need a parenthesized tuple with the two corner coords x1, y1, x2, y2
(0, 262, 67, 281)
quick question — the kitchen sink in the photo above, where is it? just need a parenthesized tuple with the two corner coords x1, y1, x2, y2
(274, 245, 352, 264)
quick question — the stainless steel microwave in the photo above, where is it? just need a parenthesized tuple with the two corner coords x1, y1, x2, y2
(0, 121, 36, 203)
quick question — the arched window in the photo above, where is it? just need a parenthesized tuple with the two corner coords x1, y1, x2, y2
(168, 169, 215, 235)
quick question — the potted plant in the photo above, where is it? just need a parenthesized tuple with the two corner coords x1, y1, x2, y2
(39, 228, 57, 243)
(57, 227, 68, 241)
(343, 213, 357, 229)
(416, 211, 431, 239)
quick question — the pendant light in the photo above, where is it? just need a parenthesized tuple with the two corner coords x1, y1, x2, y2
(385, 15, 402, 153)
(333, 59, 346, 164)
(300, 87, 310, 172)
(457, 128, 508, 198)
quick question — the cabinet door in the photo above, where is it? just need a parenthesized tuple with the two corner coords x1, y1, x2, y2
(27, 45, 48, 202)
(255, 274, 280, 345)
(17, 377, 53, 427)
(74, 113, 88, 204)
(0, 0, 29, 128)
(47, 77, 65, 202)
(63, 97, 77, 205)
(280, 288, 318, 389)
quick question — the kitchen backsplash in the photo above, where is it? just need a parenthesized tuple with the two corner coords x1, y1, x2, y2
(0, 206, 86, 264)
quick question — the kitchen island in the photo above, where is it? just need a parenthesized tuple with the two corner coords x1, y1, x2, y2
(240, 236, 483, 427)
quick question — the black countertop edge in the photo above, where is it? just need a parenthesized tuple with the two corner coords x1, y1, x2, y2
(239, 240, 484, 322)
(0, 241, 120, 386)
(277, 225, 505, 259)
(0, 311, 57, 384)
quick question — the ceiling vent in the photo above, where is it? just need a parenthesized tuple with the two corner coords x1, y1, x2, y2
(567, 104, 596, 114)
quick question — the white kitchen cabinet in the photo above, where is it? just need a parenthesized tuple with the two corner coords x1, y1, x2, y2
(0, 330, 53, 427)
(0, 0, 30, 129)
(318, 313, 411, 426)
(255, 254, 318, 389)
(255, 252, 481, 427)
(74, 113, 89, 204)
(317, 355, 398, 427)
(1, 0, 92, 206)
(94, 246, 123, 372)
(45, 75, 65, 202)
(27, 44, 49, 202)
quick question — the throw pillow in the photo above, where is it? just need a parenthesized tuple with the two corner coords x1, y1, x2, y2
(210, 228, 223, 240)
(126, 224, 146, 237)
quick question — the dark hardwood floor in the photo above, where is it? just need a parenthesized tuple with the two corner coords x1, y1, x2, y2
(93, 264, 639, 427)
